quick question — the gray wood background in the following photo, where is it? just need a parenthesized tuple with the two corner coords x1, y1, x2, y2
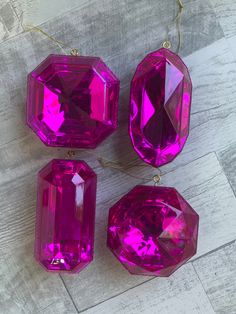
(0, 0, 236, 313)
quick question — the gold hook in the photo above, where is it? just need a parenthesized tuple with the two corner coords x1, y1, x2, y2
(70, 48, 79, 56)
(162, 40, 172, 49)
(153, 174, 161, 185)
(67, 150, 76, 158)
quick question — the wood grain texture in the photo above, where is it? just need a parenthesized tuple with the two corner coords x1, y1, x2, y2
(11, 0, 82, 27)
(81, 264, 215, 314)
(217, 145, 236, 196)
(0, 1, 22, 42)
(210, 0, 236, 59)
(210, 0, 236, 38)
(193, 241, 236, 314)
(0, 243, 78, 314)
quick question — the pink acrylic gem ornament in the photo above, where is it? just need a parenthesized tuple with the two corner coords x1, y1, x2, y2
(129, 48, 192, 167)
(27, 55, 119, 148)
(107, 185, 199, 276)
(35, 159, 97, 272)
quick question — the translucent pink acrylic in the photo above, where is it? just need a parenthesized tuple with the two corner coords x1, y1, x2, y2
(35, 159, 97, 273)
(107, 185, 199, 276)
(27, 55, 119, 148)
(129, 48, 192, 167)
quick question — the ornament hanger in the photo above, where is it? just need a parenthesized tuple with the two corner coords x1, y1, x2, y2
(163, 0, 185, 53)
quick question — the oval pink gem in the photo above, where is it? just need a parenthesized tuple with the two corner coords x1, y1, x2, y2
(35, 159, 97, 272)
(27, 55, 119, 148)
(129, 48, 192, 167)
(107, 185, 199, 276)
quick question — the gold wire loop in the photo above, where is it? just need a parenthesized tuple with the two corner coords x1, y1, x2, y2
(162, 40, 171, 49)
(70, 48, 79, 56)
(153, 174, 161, 185)
(67, 150, 76, 158)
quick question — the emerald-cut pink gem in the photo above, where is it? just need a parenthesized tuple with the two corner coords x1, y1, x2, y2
(107, 185, 199, 276)
(35, 159, 97, 272)
(27, 55, 119, 148)
(129, 48, 192, 167)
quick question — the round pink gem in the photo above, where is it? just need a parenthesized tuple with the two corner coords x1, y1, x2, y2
(27, 55, 119, 148)
(129, 48, 192, 167)
(35, 159, 97, 272)
(107, 185, 199, 276)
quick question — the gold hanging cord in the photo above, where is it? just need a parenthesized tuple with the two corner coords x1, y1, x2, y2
(163, 0, 184, 53)
(22, 23, 79, 55)
(98, 157, 161, 185)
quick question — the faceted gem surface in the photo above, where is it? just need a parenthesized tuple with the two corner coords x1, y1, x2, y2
(35, 159, 97, 272)
(27, 54, 119, 148)
(107, 185, 199, 276)
(129, 48, 192, 167)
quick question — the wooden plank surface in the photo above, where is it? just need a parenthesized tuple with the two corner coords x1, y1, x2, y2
(81, 264, 215, 314)
(0, 244, 78, 314)
(0, 0, 235, 313)
(218, 146, 236, 196)
(193, 241, 236, 314)
(11, 0, 81, 27)
(210, 0, 236, 38)
(0, 1, 22, 42)
(210, 0, 236, 59)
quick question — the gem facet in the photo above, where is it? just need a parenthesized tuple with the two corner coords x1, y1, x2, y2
(129, 48, 192, 167)
(35, 159, 97, 272)
(107, 185, 199, 276)
(27, 55, 119, 148)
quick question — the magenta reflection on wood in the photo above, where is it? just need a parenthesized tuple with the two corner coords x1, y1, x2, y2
(27, 54, 119, 148)
(35, 159, 97, 272)
(107, 185, 199, 276)
(129, 48, 192, 167)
